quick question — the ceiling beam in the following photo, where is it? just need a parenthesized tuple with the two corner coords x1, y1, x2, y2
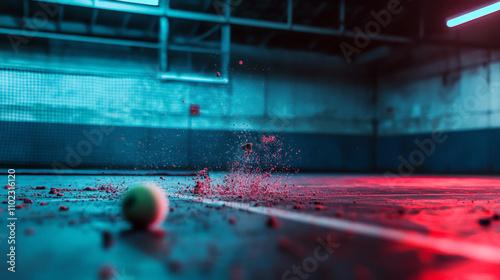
(0, 26, 159, 48)
(31, 0, 412, 44)
(32, 0, 164, 16)
(27, 0, 500, 50)
(0, 25, 221, 52)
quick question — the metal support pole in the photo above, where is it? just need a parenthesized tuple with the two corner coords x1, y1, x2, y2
(419, 1, 425, 40)
(58, 5, 64, 32)
(339, 0, 345, 33)
(23, 0, 29, 18)
(287, 0, 293, 28)
(159, 16, 168, 72)
(90, 9, 98, 34)
(122, 13, 131, 33)
(221, 0, 231, 79)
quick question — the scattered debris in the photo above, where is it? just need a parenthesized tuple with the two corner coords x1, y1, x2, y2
(478, 218, 491, 226)
(267, 216, 280, 229)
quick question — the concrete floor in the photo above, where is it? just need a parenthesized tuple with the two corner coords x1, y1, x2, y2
(1, 172, 500, 280)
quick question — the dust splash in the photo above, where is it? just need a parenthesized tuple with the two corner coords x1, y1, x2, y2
(189, 135, 299, 203)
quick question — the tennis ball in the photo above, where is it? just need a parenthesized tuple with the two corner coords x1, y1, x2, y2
(122, 182, 168, 229)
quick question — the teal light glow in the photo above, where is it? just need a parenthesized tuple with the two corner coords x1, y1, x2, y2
(447, 2, 500, 27)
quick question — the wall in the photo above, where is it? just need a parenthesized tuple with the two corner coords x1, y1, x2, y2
(0, 39, 375, 171)
(376, 46, 500, 173)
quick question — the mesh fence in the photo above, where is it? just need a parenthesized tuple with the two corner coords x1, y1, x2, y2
(0, 65, 231, 168)
(0, 67, 231, 126)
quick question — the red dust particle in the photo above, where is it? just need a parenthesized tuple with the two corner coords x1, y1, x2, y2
(16, 204, 25, 209)
(59, 205, 70, 211)
(26, 228, 35, 235)
(267, 216, 280, 229)
(216, 72, 221, 78)
(160, 176, 165, 180)
(24, 198, 33, 204)
(478, 218, 491, 226)
(170, 207, 175, 212)
(35, 186, 46, 190)
(98, 265, 116, 280)
(239, 61, 243, 65)
(229, 217, 237, 224)
(315, 205, 324, 211)
(293, 205, 306, 210)
(262, 135, 276, 143)
(241, 143, 253, 155)
(40, 202, 48, 206)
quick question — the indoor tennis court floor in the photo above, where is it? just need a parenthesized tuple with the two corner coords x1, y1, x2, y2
(3, 172, 500, 280)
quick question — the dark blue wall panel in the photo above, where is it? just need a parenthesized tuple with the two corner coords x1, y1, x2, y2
(493, 130, 500, 172)
(4, 121, 500, 173)
(0, 121, 189, 170)
(1, 121, 373, 172)
(376, 129, 499, 174)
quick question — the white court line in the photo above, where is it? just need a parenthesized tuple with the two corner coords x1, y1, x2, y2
(282, 193, 500, 197)
(168, 192, 500, 265)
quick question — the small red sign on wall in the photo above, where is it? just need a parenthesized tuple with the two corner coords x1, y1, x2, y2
(190, 104, 200, 116)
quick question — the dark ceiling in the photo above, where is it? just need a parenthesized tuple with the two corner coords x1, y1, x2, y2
(0, 0, 499, 58)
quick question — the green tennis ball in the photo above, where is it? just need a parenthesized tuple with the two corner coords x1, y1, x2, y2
(122, 183, 168, 229)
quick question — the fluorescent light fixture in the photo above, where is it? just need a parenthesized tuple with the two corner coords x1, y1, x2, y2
(447, 1, 500, 27)
(113, 0, 159, 6)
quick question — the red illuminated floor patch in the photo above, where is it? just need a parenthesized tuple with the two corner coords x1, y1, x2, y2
(8, 173, 500, 280)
